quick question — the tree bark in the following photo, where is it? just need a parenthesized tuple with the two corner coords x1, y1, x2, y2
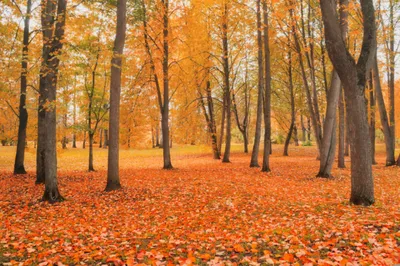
(262, 0, 271, 172)
(105, 0, 127, 191)
(222, 3, 231, 163)
(320, 0, 376, 206)
(40, 0, 67, 203)
(83, 131, 86, 149)
(199, 81, 220, 159)
(369, 73, 376, 165)
(317, 71, 340, 177)
(318, 0, 348, 177)
(291, 0, 322, 155)
(388, 0, 396, 162)
(14, 0, 31, 175)
(250, 0, 264, 167)
(301, 115, 306, 142)
(218, 95, 226, 154)
(161, 0, 173, 169)
(373, 57, 396, 165)
(283, 47, 295, 156)
(338, 88, 346, 168)
(89, 133, 95, 172)
(99, 128, 103, 148)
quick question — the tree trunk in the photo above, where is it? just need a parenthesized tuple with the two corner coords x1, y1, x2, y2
(40, 0, 67, 203)
(89, 133, 95, 172)
(14, 0, 31, 175)
(293, 125, 299, 146)
(222, 3, 231, 163)
(72, 78, 77, 149)
(291, 0, 322, 155)
(105, 0, 127, 191)
(83, 131, 86, 149)
(317, 71, 340, 177)
(262, 0, 271, 172)
(250, 0, 264, 167)
(218, 94, 226, 157)
(301, 115, 306, 142)
(72, 134, 77, 148)
(161, 0, 173, 169)
(369, 73, 376, 165)
(155, 125, 160, 147)
(283, 47, 295, 157)
(388, 0, 396, 163)
(338, 88, 346, 168)
(373, 57, 396, 165)
(99, 128, 103, 148)
(318, 0, 348, 177)
(200, 81, 220, 159)
(320, 0, 376, 206)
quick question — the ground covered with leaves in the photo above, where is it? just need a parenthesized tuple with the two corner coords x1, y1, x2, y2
(0, 145, 399, 265)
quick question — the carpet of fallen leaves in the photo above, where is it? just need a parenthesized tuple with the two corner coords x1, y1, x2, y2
(0, 145, 399, 265)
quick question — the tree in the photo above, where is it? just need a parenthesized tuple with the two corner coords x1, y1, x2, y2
(373, 55, 396, 166)
(250, 0, 264, 167)
(13, 0, 32, 175)
(39, 0, 67, 202)
(261, 0, 271, 172)
(317, 0, 348, 178)
(105, 0, 127, 191)
(319, 0, 376, 206)
(221, 2, 232, 163)
(141, 0, 173, 169)
(283, 42, 295, 157)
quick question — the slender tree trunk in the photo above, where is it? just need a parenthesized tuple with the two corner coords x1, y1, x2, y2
(338, 88, 346, 168)
(89, 133, 95, 172)
(369, 73, 376, 165)
(291, 0, 322, 155)
(155, 125, 160, 147)
(14, 0, 31, 175)
(208, 84, 220, 159)
(72, 79, 77, 149)
(151, 127, 155, 148)
(83, 131, 86, 149)
(307, 117, 311, 141)
(105, 0, 127, 191)
(388, 0, 396, 163)
(161, 0, 173, 169)
(222, 3, 231, 163)
(262, 0, 271, 172)
(318, 0, 348, 177)
(301, 115, 306, 142)
(317, 71, 340, 177)
(218, 94, 226, 156)
(99, 128, 103, 148)
(373, 57, 396, 166)
(250, 0, 264, 167)
(200, 81, 220, 159)
(284, 47, 295, 157)
(293, 125, 299, 146)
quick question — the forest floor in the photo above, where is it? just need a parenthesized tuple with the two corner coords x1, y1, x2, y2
(0, 144, 399, 265)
